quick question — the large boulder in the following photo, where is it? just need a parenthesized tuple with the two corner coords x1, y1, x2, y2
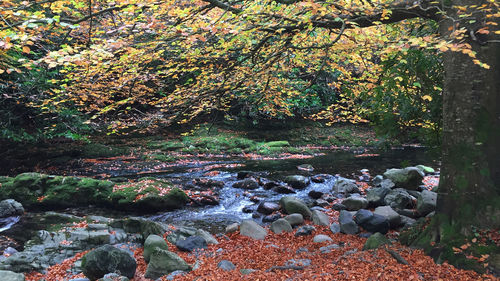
(311, 210, 330, 226)
(366, 187, 391, 206)
(0, 200, 24, 218)
(384, 189, 413, 209)
(383, 167, 424, 190)
(338, 210, 359, 234)
(373, 206, 401, 228)
(0, 270, 24, 281)
(416, 190, 437, 216)
(279, 196, 312, 219)
(270, 219, 293, 234)
(81, 245, 137, 280)
(144, 235, 169, 263)
(283, 175, 310, 189)
(353, 209, 373, 225)
(232, 178, 259, 190)
(333, 178, 360, 194)
(342, 197, 368, 211)
(144, 248, 191, 280)
(359, 214, 390, 234)
(240, 220, 267, 240)
(362, 233, 392, 250)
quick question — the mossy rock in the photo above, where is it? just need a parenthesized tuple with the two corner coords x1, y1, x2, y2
(265, 141, 290, 147)
(81, 143, 129, 158)
(42, 177, 114, 208)
(0, 173, 48, 207)
(363, 232, 392, 250)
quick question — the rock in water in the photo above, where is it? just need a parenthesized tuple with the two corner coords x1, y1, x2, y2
(257, 202, 281, 215)
(383, 167, 424, 190)
(145, 248, 191, 280)
(363, 232, 392, 250)
(284, 175, 310, 189)
(144, 235, 169, 263)
(333, 178, 360, 194)
(0, 199, 24, 218)
(232, 178, 259, 190)
(240, 220, 267, 240)
(82, 245, 137, 280)
(279, 196, 312, 219)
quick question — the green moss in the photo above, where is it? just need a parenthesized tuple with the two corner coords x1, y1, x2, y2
(81, 143, 129, 158)
(265, 141, 290, 147)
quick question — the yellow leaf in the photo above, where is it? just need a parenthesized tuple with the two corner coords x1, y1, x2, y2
(22, 46, 30, 53)
(422, 95, 433, 102)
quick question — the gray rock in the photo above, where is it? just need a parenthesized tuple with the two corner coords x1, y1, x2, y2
(0, 200, 24, 218)
(262, 213, 282, 223)
(195, 229, 218, 245)
(87, 224, 108, 231)
(362, 232, 392, 250)
(374, 206, 401, 228)
(240, 220, 267, 240)
(175, 236, 207, 252)
(384, 189, 413, 209)
(383, 167, 424, 190)
(284, 213, 304, 227)
(311, 210, 330, 226)
(295, 225, 316, 236)
(217, 260, 236, 271)
(145, 248, 191, 280)
(257, 202, 281, 215)
(372, 175, 384, 186)
(366, 187, 391, 206)
(416, 190, 437, 216)
(240, 269, 256, 275)
(378, 179, 396, 189)
(99, 273, 129, 281)
(270, 219, 292, 234)
(360, 214, 390, 234)
(342, 197, 368, 211)
(271, 185, 296, 194)
(333, 178, 360, 194)
(82, 245, 136, 280)
(144, 235, 169, 263)
(320, 244, 340, 253)
(353, 209, 373, 225)
(225, 223, 238, 233)
(400, 215, 417, 227)
(329, 223, 340, 234)
(232, 178, 259, 190)
(338, 210, 359, 234)
(0, 270, 25, 281)
(279, 196, 312, 219)
(284, 175, 310, 189)
(313, 234, 333, 243)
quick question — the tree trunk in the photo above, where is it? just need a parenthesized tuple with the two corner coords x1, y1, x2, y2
(406, 0, 500, 272)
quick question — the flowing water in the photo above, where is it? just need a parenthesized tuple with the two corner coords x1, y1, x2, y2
(147, 147, 439, 232)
